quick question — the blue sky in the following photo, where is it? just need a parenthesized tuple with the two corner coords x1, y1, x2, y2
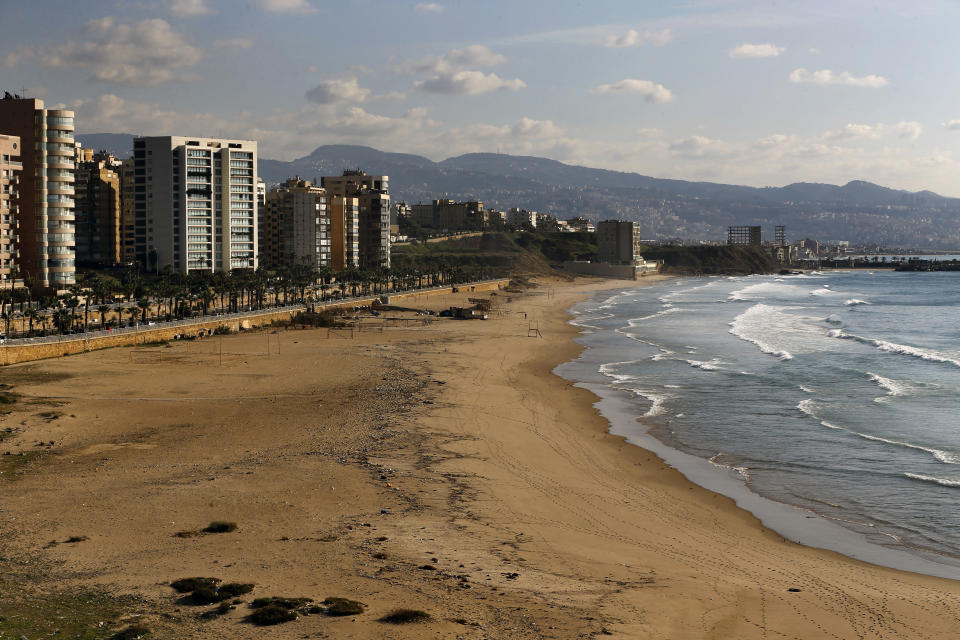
(3, 0, 960, 194)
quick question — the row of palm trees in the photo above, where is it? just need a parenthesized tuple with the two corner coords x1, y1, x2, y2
(0, 257, 500, 338)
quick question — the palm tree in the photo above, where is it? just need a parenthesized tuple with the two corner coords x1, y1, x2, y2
(126, 305, 140, 328)
(137, 298, 151, 323)
(53, 306, 72, 335)
(24, 308, 38, 335)
(97, 304, 110, 329)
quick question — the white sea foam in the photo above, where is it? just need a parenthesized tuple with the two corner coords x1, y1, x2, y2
(728, 282, 805, 302)
(728, 304, 827, 361)
(868, 372, 911, 399)
(569, 312, 614, 330)
(905, 473, 960, 488)
(626, 307, 681, 324)
(597, 361, 636, 383)
(844, 298, 870, 306)
(663, 384, 682, 389)
(627, 389, 669, 417)
(797, 398, 818, 417)
(708, 453, 750, 480)
(809, 287, 835, 296)
(830, 330, 960, 368)
(800, 385, 815, 393)
(686, 358, 722, 371)
(815, 418, 960, 464)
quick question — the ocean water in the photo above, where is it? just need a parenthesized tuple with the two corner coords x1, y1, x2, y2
(559, 271, 960, 571)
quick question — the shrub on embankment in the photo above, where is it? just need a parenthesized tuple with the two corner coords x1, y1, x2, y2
(640, 245, 780, 275)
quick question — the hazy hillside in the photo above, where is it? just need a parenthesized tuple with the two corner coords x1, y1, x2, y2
(72, 136, 960, 247)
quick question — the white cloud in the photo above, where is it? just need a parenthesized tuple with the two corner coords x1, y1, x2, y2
(415, 2, 444, 13)
(637, 128, 664, 138)
(592, 79, 674, 103)
(72, 94, 189, 135)
(824, 123, 882, 141)
(822, 122, 921, 142)
(808, 47, 821, 54)
(789, 68, 888, 88)
(753, 133, 796, 149)
(305, 76, 371, 104)
(0, 52, 21, 68)
(415, 70, 526, 95)
(308, 106, 434, 137)
(171, 0, 215, 16)
(669, 135, 731, 157)
(895, 121, 922, 141)
(942, 120, 960, 131)
(256, 0, 317, 13)
(512, 117, 564, 138)
(393, 45, 507, 75)
(214, 38, 253, 49)
(729, 43, 785, 58)
(39, 17, 204, 86)
(603, 28, 673, 48)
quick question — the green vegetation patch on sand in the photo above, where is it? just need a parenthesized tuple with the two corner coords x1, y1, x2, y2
(0, 585, 143, 640)
(0, 450, 43, 481)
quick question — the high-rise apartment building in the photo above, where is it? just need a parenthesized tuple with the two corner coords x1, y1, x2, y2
(320, 170, 390, 269)
(262, 177, 330, 269)
(119, 158, 136, 264)
(0, 134, 21, 287)
(74, 149, 122, 266)
(256, 178, 266, 265)
(0, 95, 76, 288)
(328, 194, 359, 272)
(133, 136, 257, 273)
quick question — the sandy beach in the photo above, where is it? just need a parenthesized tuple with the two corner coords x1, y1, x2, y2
(3, 275, 960, 639)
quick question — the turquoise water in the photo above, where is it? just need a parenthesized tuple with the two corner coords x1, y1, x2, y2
(561, 271, 960, 564)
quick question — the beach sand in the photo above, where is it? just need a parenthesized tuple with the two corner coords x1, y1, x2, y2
(2, 276, 960, 638)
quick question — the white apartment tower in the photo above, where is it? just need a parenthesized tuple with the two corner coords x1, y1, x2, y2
(133, 136, 258, 273)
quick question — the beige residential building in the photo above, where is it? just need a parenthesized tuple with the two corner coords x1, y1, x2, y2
(134, 136, 258, 273)
(0, 95, 76, 289)
(321, 170, 389, 269)
(74, 150, 122, 266)
(263, 177, 330, 270)
(0, 134, 22, 287)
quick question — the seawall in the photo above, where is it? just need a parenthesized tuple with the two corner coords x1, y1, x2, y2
(0, 279, 508, 366)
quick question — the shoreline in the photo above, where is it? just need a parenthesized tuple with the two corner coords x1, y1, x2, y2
(559, 279, 960, 580)
(4, 275, 960, 637)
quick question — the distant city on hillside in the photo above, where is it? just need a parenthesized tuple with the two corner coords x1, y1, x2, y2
(78, 134, 960, 250)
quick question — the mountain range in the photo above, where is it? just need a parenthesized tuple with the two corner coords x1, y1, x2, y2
(75, 133, 960, 248)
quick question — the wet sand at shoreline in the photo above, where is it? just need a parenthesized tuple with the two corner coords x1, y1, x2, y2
(2, 276, 960, 638)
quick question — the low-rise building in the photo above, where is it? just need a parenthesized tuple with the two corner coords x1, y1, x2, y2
(566, 216, 595, 233)
(508, 208, 537, 229)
